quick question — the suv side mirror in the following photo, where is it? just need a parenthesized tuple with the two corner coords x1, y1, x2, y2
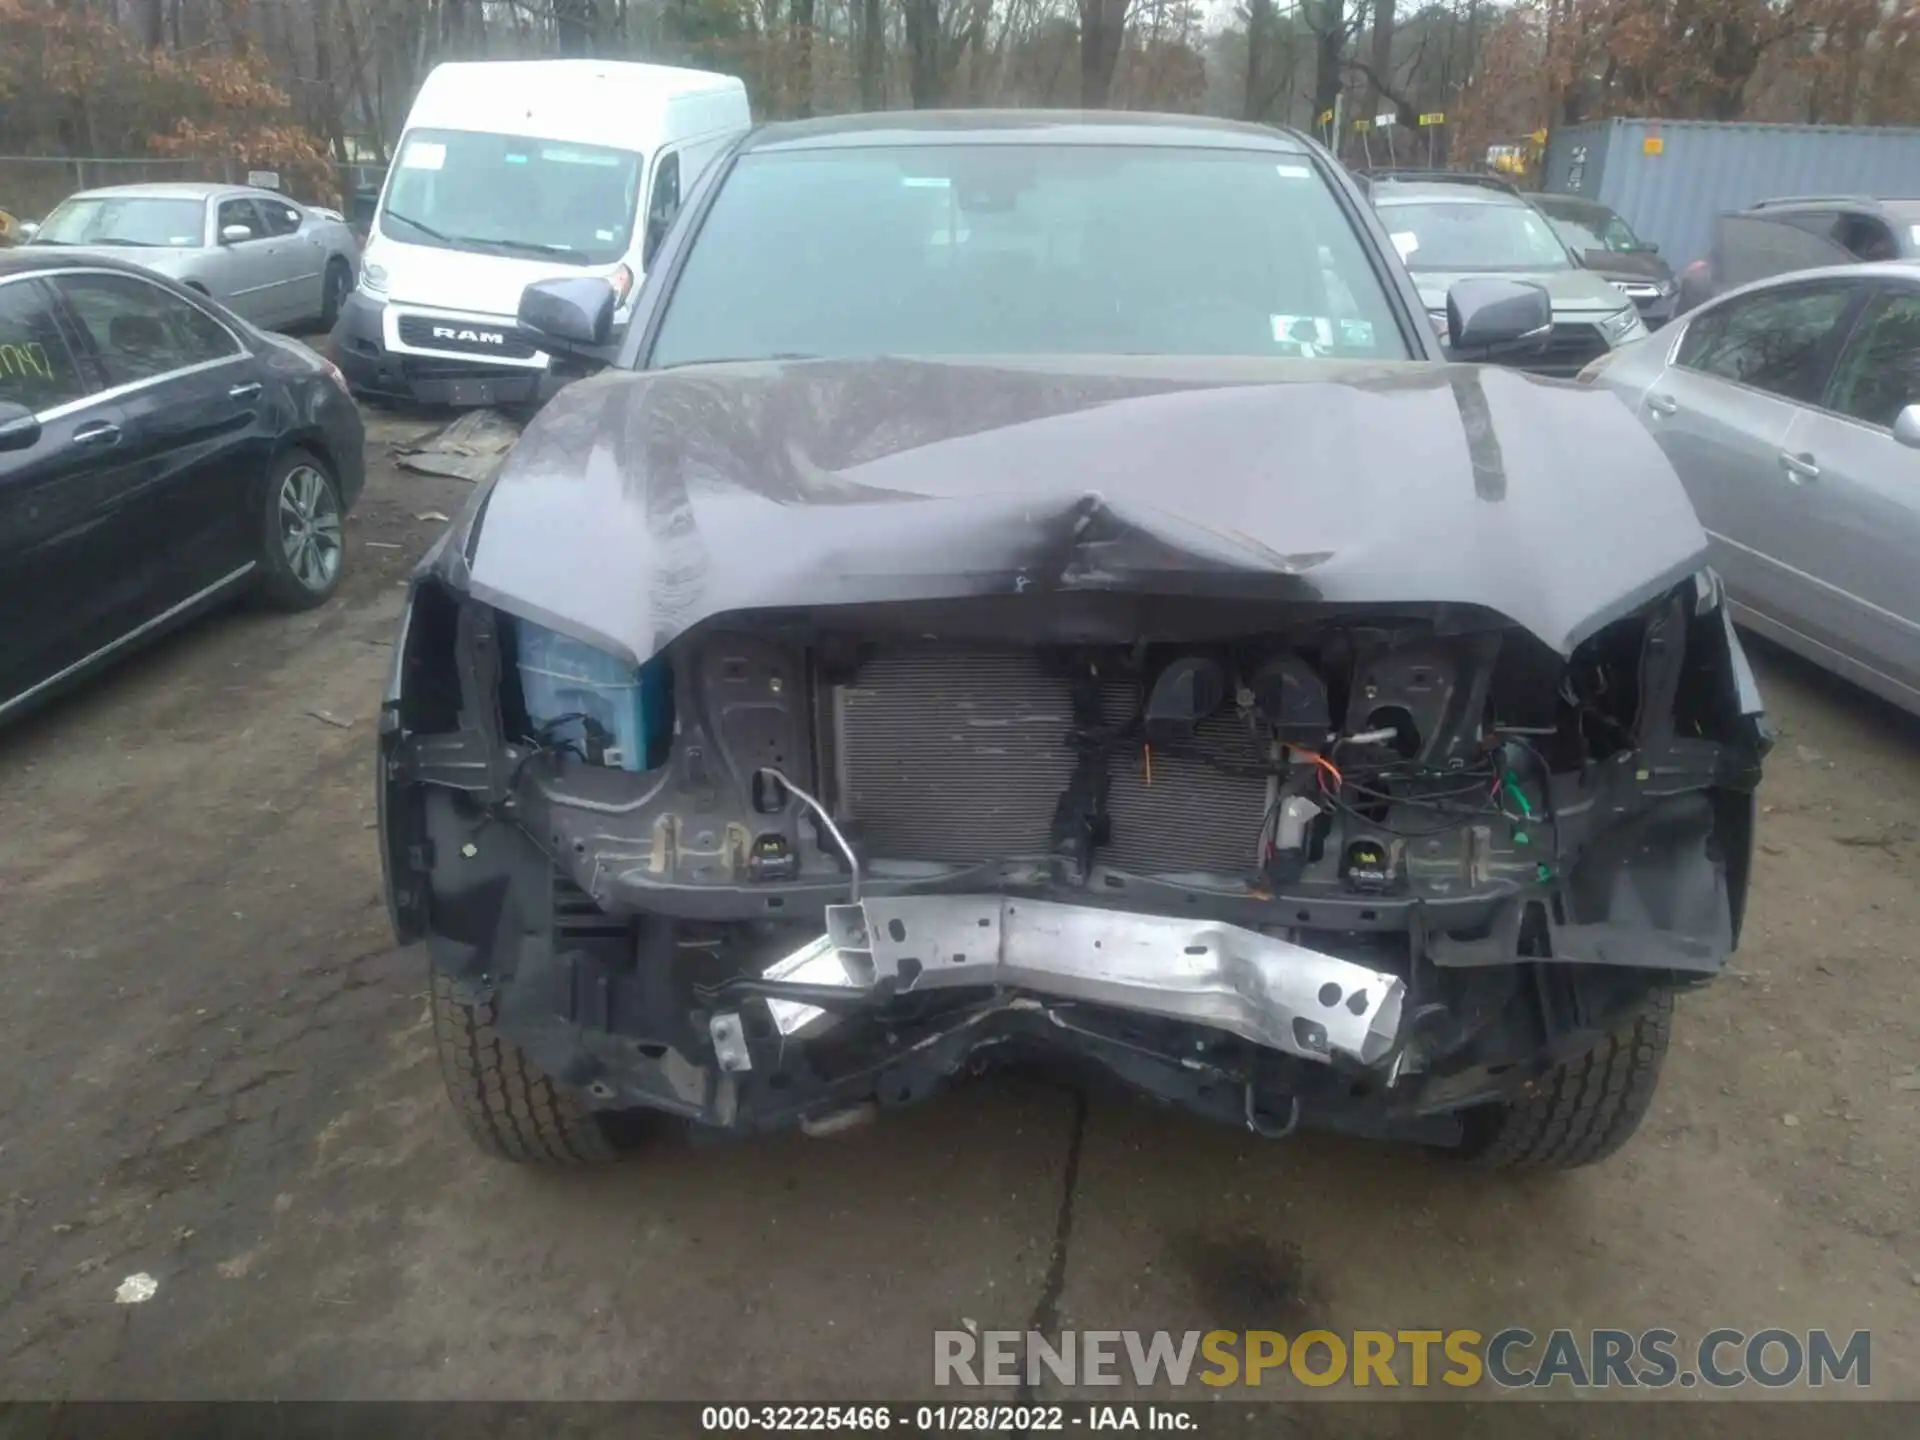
(1446, 277, 1552, 355)
(518, 276, 616, 350)
(0, 400, 41, 452)
(1895, 404, 1920, 451)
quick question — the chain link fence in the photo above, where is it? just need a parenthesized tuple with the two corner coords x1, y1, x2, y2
(1, 156, 388, 225)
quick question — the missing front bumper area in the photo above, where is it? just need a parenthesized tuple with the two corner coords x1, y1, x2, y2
(705, 896, 1407, 1069)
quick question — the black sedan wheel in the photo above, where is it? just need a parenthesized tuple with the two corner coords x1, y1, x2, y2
(258, 449, 345, 610)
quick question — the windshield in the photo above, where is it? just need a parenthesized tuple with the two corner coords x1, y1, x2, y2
(648, 144, 1412, 367)
(33, 197, 204, 248)
(1378, 200, 1571, 272)
(1543, 208, 1642, 254)
(379, 128, 643, 265)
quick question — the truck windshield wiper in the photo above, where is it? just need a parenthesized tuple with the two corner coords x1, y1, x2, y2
(462, 236, 584, 260)
(660, 352, 822, 369)
(382, 210, 454, 244)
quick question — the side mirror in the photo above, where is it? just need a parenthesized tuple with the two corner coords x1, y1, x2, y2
(1446, 277, 1553, 355)
(1894, 404, 1920, 451)
(518, 276, 616, 350)
(1638, 241, 1660, 254)
(18, 221, 38, 240)
(0, 400, 41, 453)
(220, 224, 253, 244)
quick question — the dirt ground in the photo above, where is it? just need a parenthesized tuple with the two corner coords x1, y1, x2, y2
(1, 418, 1917, 1412)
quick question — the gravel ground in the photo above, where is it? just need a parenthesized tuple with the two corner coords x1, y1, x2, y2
(1, 419, 1916, 1415)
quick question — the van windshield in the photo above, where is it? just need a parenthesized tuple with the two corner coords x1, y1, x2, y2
(379, 129, 643, 266)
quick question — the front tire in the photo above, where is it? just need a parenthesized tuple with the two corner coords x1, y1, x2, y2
(318, 258, 352, 331)
(429, 973, 620, 1164)
(1457, 987, 1673, 1170)
(257, 448, 345, 611)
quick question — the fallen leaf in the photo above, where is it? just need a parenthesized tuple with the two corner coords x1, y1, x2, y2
(1782, 1113, 1800, 1127)
(415, 510, 450, 523)
(115, 1273, 158, 1304)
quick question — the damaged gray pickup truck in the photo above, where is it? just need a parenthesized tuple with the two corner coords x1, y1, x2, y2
(377, 113, 1769, 1170)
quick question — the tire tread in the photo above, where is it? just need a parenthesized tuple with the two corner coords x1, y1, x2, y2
(1465, 988, 1673, 1170)
(430, 973, 617, 1164)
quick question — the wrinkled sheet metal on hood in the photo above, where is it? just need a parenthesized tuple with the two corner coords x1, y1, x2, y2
(450, 356, 1708, 663)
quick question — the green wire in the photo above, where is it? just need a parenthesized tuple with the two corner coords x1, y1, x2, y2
(1503, 770, 1535, 819)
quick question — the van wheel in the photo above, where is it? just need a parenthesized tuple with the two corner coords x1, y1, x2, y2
(318, 258, 352, 331)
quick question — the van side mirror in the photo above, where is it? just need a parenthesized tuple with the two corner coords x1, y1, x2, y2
(1446, 277, 1552, 355)
(0, 400, 41, 452)
(518, 276, 616, 349)
(1894, 404, 1920, 451)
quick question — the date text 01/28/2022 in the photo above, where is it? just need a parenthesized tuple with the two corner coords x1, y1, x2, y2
(700, 1405, 1196, 1431)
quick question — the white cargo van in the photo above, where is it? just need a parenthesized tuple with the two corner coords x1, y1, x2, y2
(331, 59, 749, 407)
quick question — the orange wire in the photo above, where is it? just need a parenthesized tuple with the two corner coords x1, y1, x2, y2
(1294, 748, 1342, 790)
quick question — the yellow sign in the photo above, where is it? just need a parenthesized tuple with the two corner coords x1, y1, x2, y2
(1419, 112, 1445, 127)
(1318, 108, 1335, 126)
(1642, 136, 1665, 155)
(1353, 119, 1372, 132)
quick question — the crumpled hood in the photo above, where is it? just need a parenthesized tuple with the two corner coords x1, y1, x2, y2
(443, 356, 1708, 662)
(1410, 267, 1636, 317)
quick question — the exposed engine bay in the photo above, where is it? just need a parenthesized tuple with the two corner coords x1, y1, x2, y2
(376, 356, 1773, 1159)
(382, 577, 1767, 1146)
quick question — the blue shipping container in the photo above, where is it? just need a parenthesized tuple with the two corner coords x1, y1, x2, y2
(1542, 118, 1920, 269)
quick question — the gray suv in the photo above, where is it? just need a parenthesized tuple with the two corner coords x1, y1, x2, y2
(1360, 171, 1647, 375)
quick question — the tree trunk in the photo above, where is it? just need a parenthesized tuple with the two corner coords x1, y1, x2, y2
(554, 0, 596, 56)
(903, 0, 945, 108)
(1078, 0, 1129, 109)
(1243, 0, 1270, 120)
(1365, 0, 1396, 121)
(789, 0, 816, 117)
(141, 0, 166, 49)
(1312, 0, 1345, 126)
(858, 0, 884, 109)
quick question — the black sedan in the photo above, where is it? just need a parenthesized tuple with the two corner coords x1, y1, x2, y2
(0, 250, 364, 725)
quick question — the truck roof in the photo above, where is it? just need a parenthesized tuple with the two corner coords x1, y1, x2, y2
(408, 60, 747, 148)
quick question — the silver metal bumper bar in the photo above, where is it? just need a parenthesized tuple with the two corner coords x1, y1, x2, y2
(750, 895, 1406, 1066)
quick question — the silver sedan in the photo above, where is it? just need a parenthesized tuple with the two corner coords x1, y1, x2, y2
(1585, 260, 1920, 713)
(24, 182, 360, 331)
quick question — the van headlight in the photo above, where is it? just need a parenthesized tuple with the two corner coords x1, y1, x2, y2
(360, 262, 388, 296)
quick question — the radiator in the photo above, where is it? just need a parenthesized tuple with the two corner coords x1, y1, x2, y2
(826, 649, 1270, 877)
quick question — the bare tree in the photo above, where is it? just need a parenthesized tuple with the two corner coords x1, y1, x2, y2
(1078, 0, 1130, 106)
